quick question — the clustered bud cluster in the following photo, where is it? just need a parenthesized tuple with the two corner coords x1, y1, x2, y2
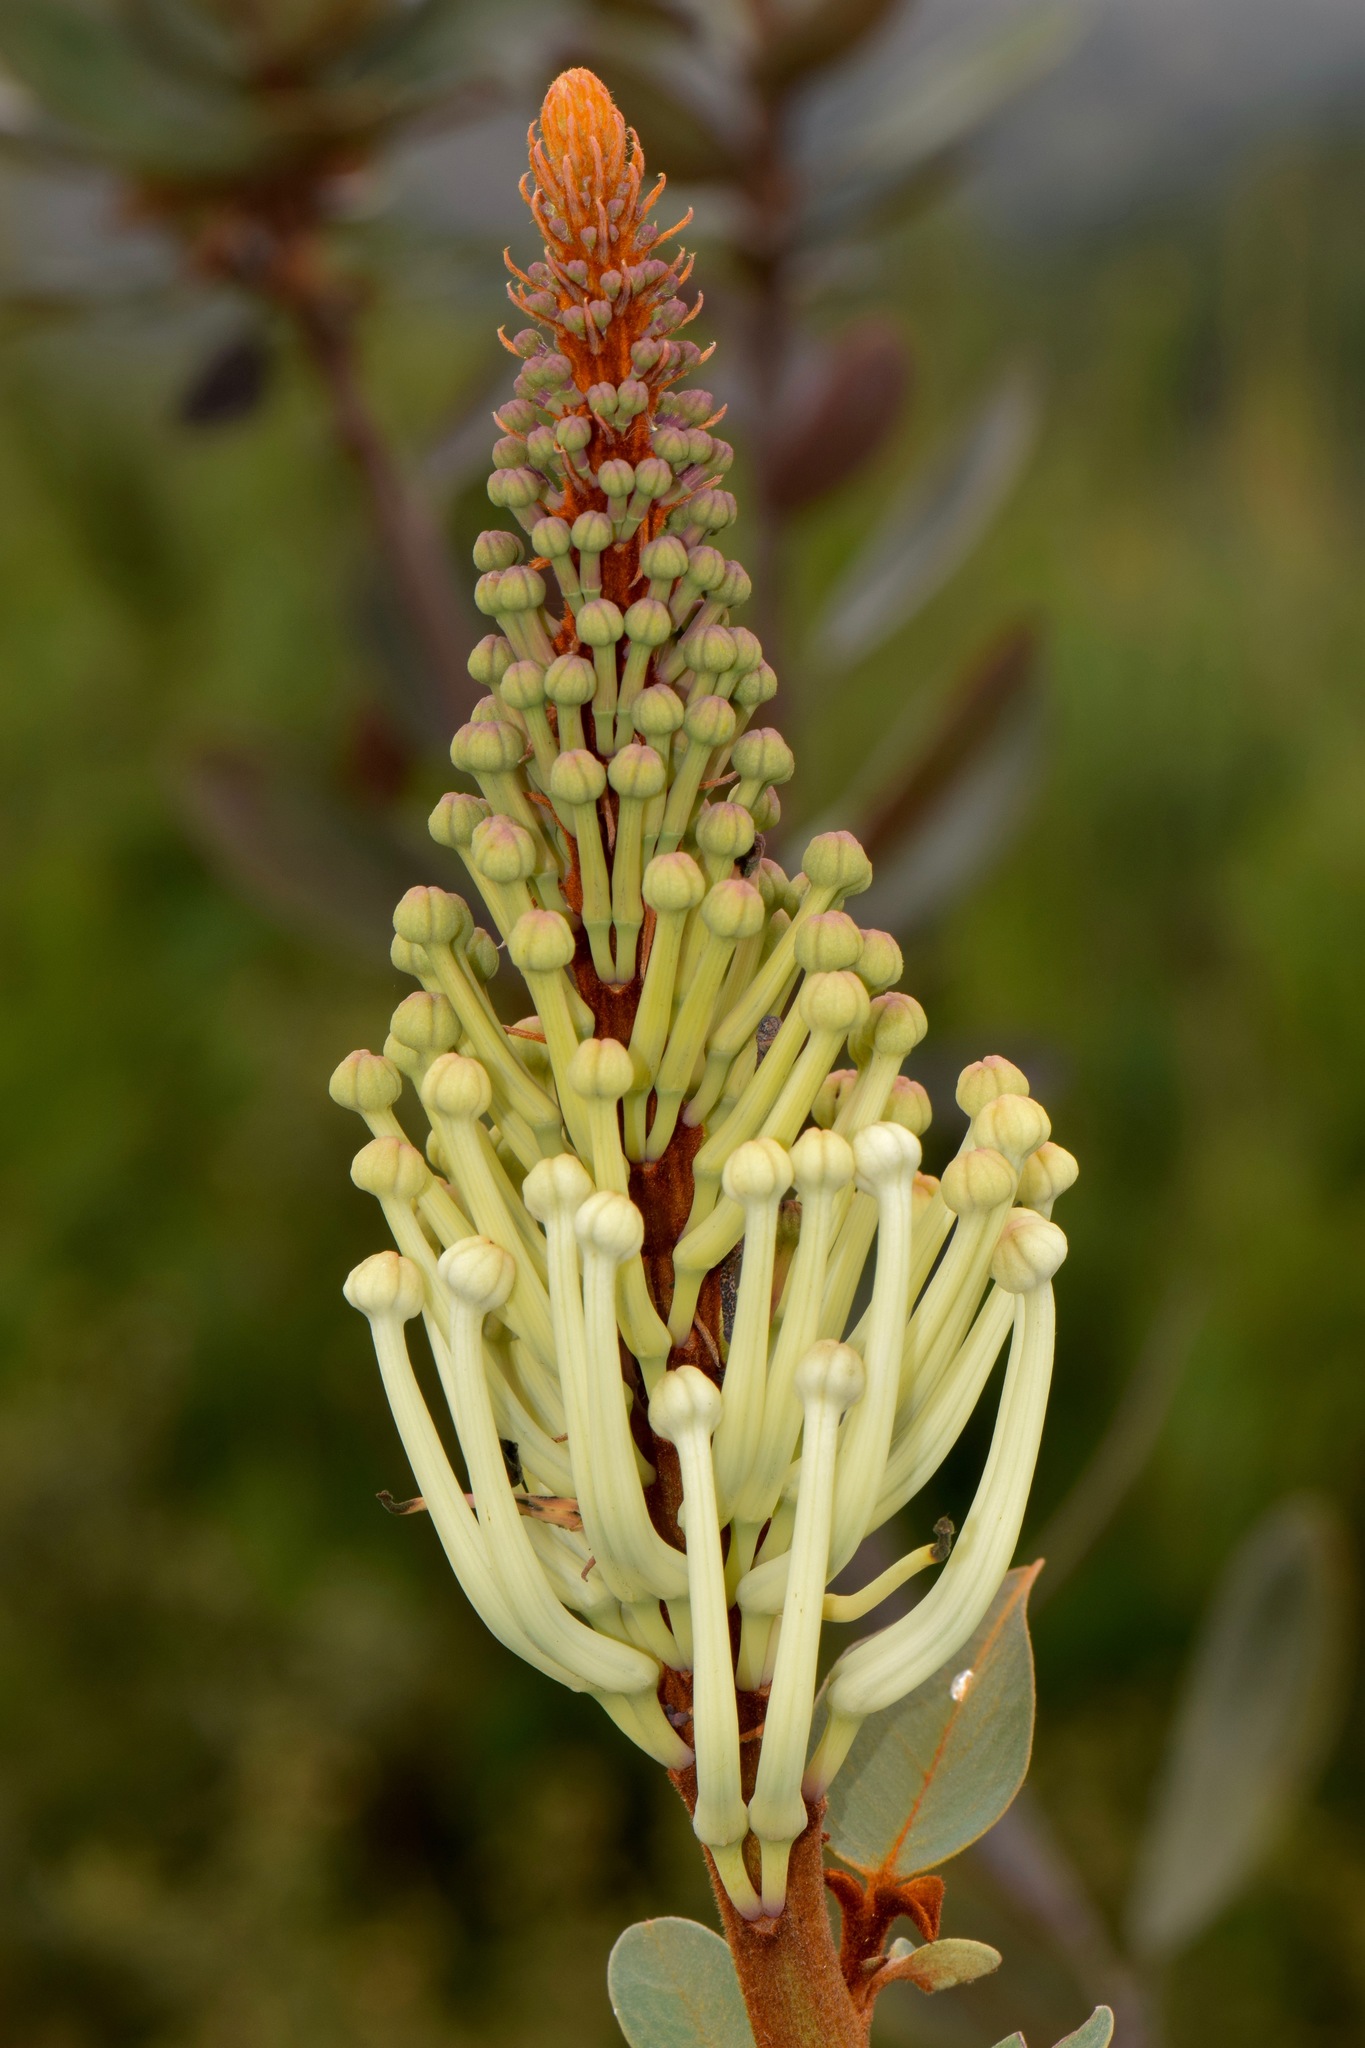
(333, 70, 1075, 1922)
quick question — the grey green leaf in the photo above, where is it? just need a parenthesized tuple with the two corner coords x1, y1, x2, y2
(825, 1564, 1040, 1879)
(1055, 2008, 1115, 2047)
(607, 1917, 755, 2048)
(1126, 1494, 1354, 1959)
(884, 1935, 1002, 1992)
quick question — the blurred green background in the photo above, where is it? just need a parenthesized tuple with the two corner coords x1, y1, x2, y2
(1, 4, 1363, 2044)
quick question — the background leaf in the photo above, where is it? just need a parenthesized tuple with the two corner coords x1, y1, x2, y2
(825, 1565, 1040, 1881)
(1125, 1494, 1355, 1960)
(607, 1917, 755, 2048)
(809, 368, 1038, 665)
(1055, 2008, 1115, 2047)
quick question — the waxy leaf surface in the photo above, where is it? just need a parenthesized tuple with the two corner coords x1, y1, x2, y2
(826, 1564, 1039, 1878)
(1056, 2008, 1115, 2047)
(884, 1935, 1002, 1992)
(608, 1917, 754, 2048)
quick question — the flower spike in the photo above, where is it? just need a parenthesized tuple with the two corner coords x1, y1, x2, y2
(332, 64, 1073, 1920)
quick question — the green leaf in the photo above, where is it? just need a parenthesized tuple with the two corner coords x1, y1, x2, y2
(825, 1565, 1040, 1880)
(1126, 1494, 1353, 1960)
(882, 1935, 1002, 1992)
(607, 1918, 755, 2048)
(1055, 2009, 1115, 2047)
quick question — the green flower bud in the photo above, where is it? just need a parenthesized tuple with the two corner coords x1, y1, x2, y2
(634, 684, 685, 739)
(466, 929, 500, 982)
(576, 598, 624, 646)
(750, 787, 782, 833)
(497, 398, 538, 434)
(974, 1093, 1052, 1167)
(390, 991, 460, 1054)
(639, 536, 688, 582)
(669, 388, 715, 426)
(616, 377, 650, 416)
(798, 970, 871, 1036)
(685, 545, 727, 592)
(623, 598, 672, 646)
(422, 1051, 494, 1121)
(731, 727, 794, 788)
(571, 510, 613, 554)
(857, 990, 928, 1061)
(531, 515, 572, 559)
(801, 830, 872, 897)
(492, 564, 546, 613)
(884, 1074, 932, 1135)
(390, 934, 424, 978)
(597, 458, 635, 499)
(716, 561, 751, 607)
(526, 424, 560, 470)
(694, 801, 756, 866)
(812, 1069, 857, 1129)
(856, 929, 903, 993)
(688, 625, 737, 675)
(734, 661, 777, 712)
(652, 425, 690, 465)
(499, 660, 547, 712)
(569, 1037, 634, 1101)
(467, 633, 514, 686)
(543, 654, 596, 705)
(549, 749, 608, 808)
(393, 885, 471, 948)
(556, 414, 592, 454)
(487, 468, 543, 512)
(508, 908, 577, 975)
(352, 1134, 431, 1200)
(450, 720, 524, 775)
(490, 437, 528, 472)
(587, 380, 619, 417)
(632, 457, 673, 500)
(956, 1055, 1030, 1117)
(940, 1146, 1016, 1215)
(701, 876, 765, 943)
(470, 814, 538, 884)
(642, 851, 705, 915)
(794, 911, 863, 974)
(429, 791, 489, 849)
(608, 743, 666, 800)
(684, 694, 736, 748)
(329, 1049, 403, 1115)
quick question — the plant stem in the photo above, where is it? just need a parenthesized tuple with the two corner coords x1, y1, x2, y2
(703, 1800, 868, 2047)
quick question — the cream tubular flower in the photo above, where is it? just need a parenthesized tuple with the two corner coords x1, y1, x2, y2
(650, 1367, 760, 1919)
(805, 1210, 1068, 1799)
(748, 1340, 865, 1913)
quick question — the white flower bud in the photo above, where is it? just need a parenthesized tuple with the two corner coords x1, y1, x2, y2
(344, 1250, 425, 1322)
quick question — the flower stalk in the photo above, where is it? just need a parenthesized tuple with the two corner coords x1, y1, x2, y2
(332, 66, 1075, 2046)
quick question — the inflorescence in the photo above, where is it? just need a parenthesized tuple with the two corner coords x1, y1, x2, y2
(334, 68, 1074, 1922)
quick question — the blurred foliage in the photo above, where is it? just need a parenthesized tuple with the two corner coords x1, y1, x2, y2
(0, 82, 1363, 2048)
